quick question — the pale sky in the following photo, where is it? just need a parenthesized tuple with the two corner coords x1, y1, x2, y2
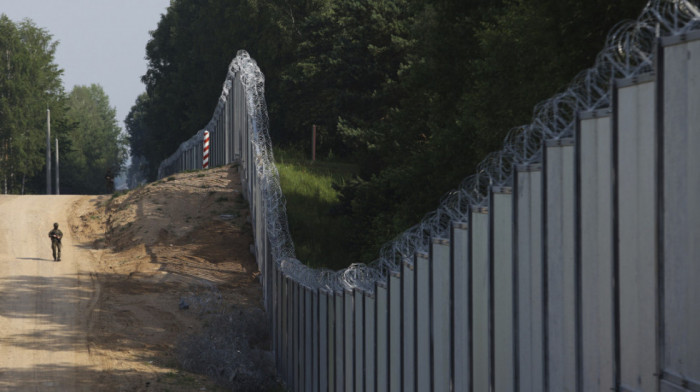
(0, 0, 172, 131)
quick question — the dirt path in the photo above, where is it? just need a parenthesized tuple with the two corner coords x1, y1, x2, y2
(0, 167, 277, 391)
(0, 195, 97, 391)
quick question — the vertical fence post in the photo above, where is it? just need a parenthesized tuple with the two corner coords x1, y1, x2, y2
(452, 222, 471, 392)
(403, 258, 416, 392)
(659, 34, 700, 391)
(285, 276, 292, 384)
(344, 289, 355, 392)
(203, 130, 210, 169)
(328, 288, 336, 392)
(471, 206, 491, 392)
(389, 271, 402, 392)
(515, 164, 545, 392)
(335, 290, 344, 392)
(545, 138, 578, 392)
(615, 75, 658, 392)
(319, 289, 330, 392)
(354, 289, 364, 391)
(292, 281, 304, 391)
(305, 286, 313, 391)
(376, 281, 389, 392)
(432, 238, 452, 391)
(273, 266, 280, 374)
(415, 252, 431, 392)
(578, 110, 614, 391)
(312, 288, 319, 392)
(491, 187, 516, 392)
(364, 289, 376, 392)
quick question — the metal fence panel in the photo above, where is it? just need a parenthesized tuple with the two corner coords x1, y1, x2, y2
(515, 166, 545, 392)
(578, 111, 614, 392)
(492, 190, 515, 392)
(452, 222, 470, 392)
(471, 208, 491, 392)
(312, 289, 319, 392)
(415, 253, 430, 392)
(306, 287, 314, 391)
(328, 289, 336, 392)
(376, 282, 389, 392)
(234, 77, 243, 159)
(295, 282, 302, 392)
(545, 140, 578, 392)
(344, 290, 354, 392)
(320, 290, 329, 392)
(616, 77, 658, 392)
(365, 291, 376, 392)
(431, 239, 451, 392)
(402, 259, 416, 392)
(661, 35, 700, 390)
(335, 291, 345, 392)
(285, 276, 292, 383)
(389, 272, 402, 392)
(273, 267, 279, 372)
(354, 289, 364, 391)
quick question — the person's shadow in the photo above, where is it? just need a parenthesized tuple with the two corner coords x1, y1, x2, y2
(16, 257, 53, 262)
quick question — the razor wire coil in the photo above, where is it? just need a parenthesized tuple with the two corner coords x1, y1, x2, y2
(158, 0, 700, 294)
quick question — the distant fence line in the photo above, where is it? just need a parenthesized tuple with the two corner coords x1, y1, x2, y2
(157, 1, 700, 390)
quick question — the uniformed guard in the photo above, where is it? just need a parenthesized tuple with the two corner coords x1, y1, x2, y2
(48, 222, 63, 261)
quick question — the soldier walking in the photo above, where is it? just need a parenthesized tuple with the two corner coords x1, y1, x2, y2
(48, 222, 63, 261)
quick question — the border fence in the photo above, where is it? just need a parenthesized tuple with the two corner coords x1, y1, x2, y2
(157, 1, 700, 390)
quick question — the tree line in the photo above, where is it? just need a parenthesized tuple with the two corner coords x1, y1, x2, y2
(128, 0, 648, 263)
(0, 15, 126, 195)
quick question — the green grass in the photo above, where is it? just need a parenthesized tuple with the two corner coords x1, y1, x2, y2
(274, 148, 358, 270)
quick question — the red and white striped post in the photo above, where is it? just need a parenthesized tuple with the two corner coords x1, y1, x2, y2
(203, 130, 210, 169)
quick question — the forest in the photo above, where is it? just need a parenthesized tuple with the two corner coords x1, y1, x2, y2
(127, 0, 648, 263)
(0, 15, 126, 195)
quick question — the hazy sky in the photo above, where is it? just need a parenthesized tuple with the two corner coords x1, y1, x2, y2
(0, 0, 171, 130)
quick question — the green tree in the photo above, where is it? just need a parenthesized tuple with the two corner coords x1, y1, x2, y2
(125, 92, 151, 187)
(334, 0, 648, 261)
(277, 0, 414, 162)
(61, 84, 127, 194)
(136, 0, 316, 179)
(0, 15, 64, 194)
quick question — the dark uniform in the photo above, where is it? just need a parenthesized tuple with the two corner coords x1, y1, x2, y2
(105, 169, 114, 194)
(49, 223, 63, 261)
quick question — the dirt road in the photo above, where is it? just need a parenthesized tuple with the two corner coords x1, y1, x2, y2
(0, 167, 277, 391)
(0, 195, 97, 391)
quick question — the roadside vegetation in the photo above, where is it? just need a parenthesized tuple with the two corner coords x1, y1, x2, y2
(0, 15, 126, 195)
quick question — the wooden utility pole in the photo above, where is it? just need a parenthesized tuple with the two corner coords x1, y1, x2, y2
(312, 124, 316, 162)
(55, 137, 59, 195)
(46, 108, 51, 195)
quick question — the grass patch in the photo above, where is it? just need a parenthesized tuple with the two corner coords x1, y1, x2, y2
(110, 190, 128, 200)
(275, 148, 358, 270)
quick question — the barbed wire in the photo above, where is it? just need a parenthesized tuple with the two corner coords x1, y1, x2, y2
(160, 1, 700, 294)
(287, 0, 699, 291)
